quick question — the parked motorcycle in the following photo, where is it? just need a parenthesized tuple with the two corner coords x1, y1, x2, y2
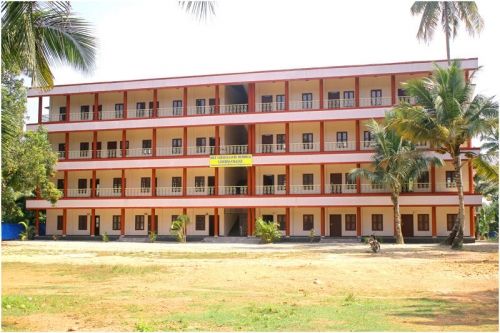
(368, 235, 380, 253)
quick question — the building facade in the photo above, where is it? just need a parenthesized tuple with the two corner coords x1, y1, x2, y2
(26, 58, 481, 239)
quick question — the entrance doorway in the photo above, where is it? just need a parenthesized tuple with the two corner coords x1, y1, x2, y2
(209, 215, 215, 236)
(95, 215, 100, 236)
(263, 175, 274, 194)
(329, 214, 342, 237)
(401, 214, 414, 237)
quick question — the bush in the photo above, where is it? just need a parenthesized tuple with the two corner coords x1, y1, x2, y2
(102, 232, 109, 242)
(170, 214, 190, 242)
(254, 217, 281, 243)
(18, 221, 34, 241)
(148, 231, 157, 243)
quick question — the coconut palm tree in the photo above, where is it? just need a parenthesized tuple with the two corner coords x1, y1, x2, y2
(472, 127, 498, 183)
(1, 1, 97, 88)
(411, 1, 484, 63)
(350, 118, 441, 244)
(179, 1, 216, 21)
(389, 61, 498, 249)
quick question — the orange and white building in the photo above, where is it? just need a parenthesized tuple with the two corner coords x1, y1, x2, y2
(26, 58, 481, 240)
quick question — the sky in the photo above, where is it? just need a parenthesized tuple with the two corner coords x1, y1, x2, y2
(26, 0, 500, 122)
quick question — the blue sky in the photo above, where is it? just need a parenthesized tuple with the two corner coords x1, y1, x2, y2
(27, 0, 499, 121)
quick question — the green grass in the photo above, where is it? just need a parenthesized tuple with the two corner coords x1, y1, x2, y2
(2, 294, 87, 316)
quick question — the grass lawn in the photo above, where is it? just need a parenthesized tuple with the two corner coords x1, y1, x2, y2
(1, 241, 498, 331)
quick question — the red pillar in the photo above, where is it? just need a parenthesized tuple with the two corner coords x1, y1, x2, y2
(123, 91, 128, 119)
(215, 85, 220, 114)
(151, 208, 156, 233)
(320, 207, 325, 237)
(319, 79, 324, 109)
(215, 125, 220, 154)
(432, 206, 437, 237)
(92, 131, 97, 159)
(247, 167, 251, 195)
(183, 127, 188, 156)
(286, 165, 290, 195)
(63, 209, 67, 236)
(121, 169, 126, 197)
(182, 168, 187, 196)
(248, 83, 255, 113)
(356, 207, 361, 237)
(153, 89, 158, 118)
(356, 163, 361, 194)
(65, 95, 70, 122)
(320, 164, 325, 194)
(151, 168, 156, 197)
(215, 168, 219, 196)
(35, 209, 40, 236)
(391, 75, 396, 105)
(90, 209, 95, 236)
(38, 96, 43, 124)
(183, 87, 188, 116)
(65, 132, 69, 160)
(319, 121, 324, 152)
(152, 128, 157, 157)
(355, 120, 360, 151)
(284, 81, 289, 110)
(91, 170, 96, 197)
(120, 208, 125, 236)
(122, 129, 127, 157)
(285, 122, 290, 153)
(93, 93, 99, 120)
(214, 208, 219, 237)
(354, 77, 360, 107)
(468, 161, 474, 194)
(64, 170, 68, 197)
(469, 206, 475, 238)
(286, 207, 290, 236)
(431, 165, 436, 193)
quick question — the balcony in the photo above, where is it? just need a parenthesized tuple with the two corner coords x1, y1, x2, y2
(290, 184, 321, 194)
(324, 141, 356, 152)
(325, 184, 357, 194)
(156, 187, 183, 196)
(255, 144, 286, 154)
(219, 186, 248, 195)
(289, 142, 320, 153)
(186, 186, 215, 196)
(256, 185, 286, 195)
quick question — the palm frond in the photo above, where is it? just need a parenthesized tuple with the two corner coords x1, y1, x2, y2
(179, 1, 216, 21)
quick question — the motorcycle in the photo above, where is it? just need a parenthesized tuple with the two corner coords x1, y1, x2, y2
(368, 235, 380, 253)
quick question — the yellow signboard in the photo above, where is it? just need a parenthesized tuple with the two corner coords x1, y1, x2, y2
(209, 154, 253, 167)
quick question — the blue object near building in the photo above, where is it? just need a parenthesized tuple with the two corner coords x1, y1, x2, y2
(1, 223, 23, 240)
(39, 223, 46, 236)
(488, 231, 498, 239)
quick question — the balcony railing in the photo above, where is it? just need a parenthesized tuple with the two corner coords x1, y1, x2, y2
(66, 189, 91, 197)
(219, 145, 248, 154)
(256, 102, 286, 112)
(398, 96, 417, 104)
(290, 142, 320, 152)
(219, 186, 248, 195)
(360, 140, 376, 150)
(323, 98, 356, 109)
(358, 97, 392, 107)
(125, 188, 152, 196)
(186, 186, 216, 196)
(256, 143, 287, 153)
(95, 188, 122, 197)
(402, 183, 431, 193)
(360, 184, 391, 193)
(128, 109, 154, 119)
(187, 146, 216, 155)
(289, 100, 320, 111)
(324, 141, 356, 151)
(326, 184, 357, 194)
(290, 184, 321, 194)
(255, 185, 286, 195)
(96, 149, 124, 158)
(157, 146, 183, 156)
(187, 105, 216, 116)
(126, 148, 153, 157)
(158, 107, 183, 117)
(156, 187, 183, 196)
(220, 104, 248, 114)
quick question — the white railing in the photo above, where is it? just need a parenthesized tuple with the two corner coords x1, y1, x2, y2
(96, 149, 124, 158)
(359, 97, 392, 107)
(256, 102, 286, 112)
(255, 185, 287, 195)
(360, 141, 376, 150)
(42, 113, 66, 122)
(68, 150, 92, 159)
(219, 186, 248, 195)
(402, 183, 431, 193)
(66, 189, 91, 197)
(156, 187, 183, 196)
(220, 104, 248, 114)
(445, 181, 457, 189)
(398, 96, 417, 104)
(256, 144, 287, 153)
(324, 141, 356, 151)
(361, 184, 390, 193)
(128, 108, 154, 119)
(125, 188, 152, 196)
(96, 110, 124, 120)
(126, 148, 153, 157)
(57, 151, 66, 159)
(219, 145, 248, 154)
(157, 146, 183, 156)
(323, 98, 356, 109)
(289, 142, 320, 152)
(95, 188, 122, 197)
(289, 100, 320, 110)
(187, 105, 216, 116)
(70, 111, 93, 121)
(290, 184, 321, 194)
(326, 184, 357, 194)
(157, 107, 183, 117)
(186, 186, 216, 196)
(187, 146, 216, 155)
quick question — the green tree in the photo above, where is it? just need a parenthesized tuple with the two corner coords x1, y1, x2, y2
(350, 118, 440, 244)
(254, 217, 281, 243)
(411, 1, 484, 63)
(390, 61, 498, 248)
(170, 214, 190, 242)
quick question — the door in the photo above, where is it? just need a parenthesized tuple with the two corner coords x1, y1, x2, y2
(207, 176, 215, 195)
(329, 214, 342, 237)
(263, 175, 275, 194)
(95, 216, 101, 236)
(401, 214, 414, 237)
(330, 173, 343, 194)
(208, 215, 215, 236)
(107, 141, 117, 158)
(209, 137, 216, 154)
(261, 135, 273, 153)
(147, 215, 158, 233)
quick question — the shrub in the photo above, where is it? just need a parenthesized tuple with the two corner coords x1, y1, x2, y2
(148, 231, 157, 243)
(254, 217, 281, 243)
(102, 232, 109, 242)
(308, 229, 315, 242)
(170, 214, 190, 242)
(18, 221, 34, 241)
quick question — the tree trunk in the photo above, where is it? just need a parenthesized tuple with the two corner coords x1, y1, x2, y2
(392, 193, 404, 244)
(443, 154, 465, 248)
(444, 2, 451, 64)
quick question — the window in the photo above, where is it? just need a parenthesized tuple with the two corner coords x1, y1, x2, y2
(112, 215, 121, 230)
(328, 91, 341, 108)
(80, 142, 90, 157)
(58, 143, 66, 158)
(195, 215, 205, 230)
(418, 214, 430, 231)
(57, 216, 63, 230)
(417, 172, 430, 189)
(277, 174, 286, 191)
(196, 137, 207, 154)
(261, 95, 273, 112)
(195, 176, 205, 192)
(345, 214, 357, 231)
(336, 131, 348, 149)
(302, 133, 313, 150)
(277, 214, 286, 231)
(172, 177, 182, 192)
(135, 215, 145, 230)
(80, 105, 90, 120)
(276, 95, 285, 110)
(276, 134, 286, 151)
(78, 215, 87, 230)
(140, 177, 151, 193)
(172, 100, 183, 116)
(59, 106, 67, 121)
(115, 103, 124, 118)
(172, 138, 182, 155)
(370, 89, 382, 106)
(196, 99, 206, 114)
(142, 140, 152, 156)
(446, 171, 456, 188)
(262, 215, 274, 223)
(372, 214, 383, 231)
(303, 214, 314, 231)
(447, 214, 457, 231)
(77, 179, 87, 194)
(136, 102, 146, 117)
(57, 179, 64, 191)
(112, 178, 122, 194)
(343, 91, 355, 107)
(303, 174, 314, 191)
(363, 131, 374, 148)
(302, 93, 313, 109)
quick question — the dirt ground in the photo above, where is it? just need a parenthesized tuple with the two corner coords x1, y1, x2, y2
(1, 240, 498, 331)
